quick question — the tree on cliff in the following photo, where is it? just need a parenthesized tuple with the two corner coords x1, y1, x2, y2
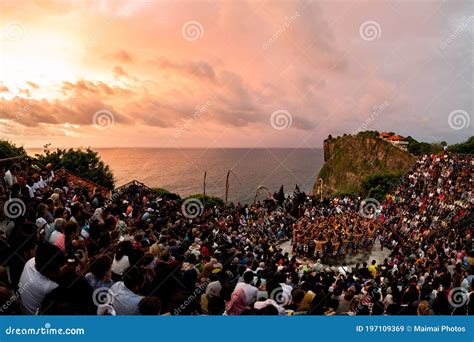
(36, 146, 115, 190)
(405, 136, 442, 155)
(449, 136, 474, 154)
(362, 171, 402, 201)
(0, 140, 27, 160)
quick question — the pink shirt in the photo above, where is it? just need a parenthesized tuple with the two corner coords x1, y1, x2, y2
(55, 234, 65, 252)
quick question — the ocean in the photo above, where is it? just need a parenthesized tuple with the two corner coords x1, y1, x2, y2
(28, 148, 324, 204)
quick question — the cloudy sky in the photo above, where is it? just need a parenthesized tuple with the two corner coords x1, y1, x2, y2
(0, 0, 472, 148)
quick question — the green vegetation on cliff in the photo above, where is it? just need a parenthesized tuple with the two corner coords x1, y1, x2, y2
(152, 187, 181, 201)
(35, 146, 115, 190)
(405, 136, 445, 155)
(361, 171, 404, 201)
(0, 140, 27, 160)
(0, 140, 115, 190)
(316, 132, 416, 197)
(449, 136, 474, 154)
(185, 194, 224, 207)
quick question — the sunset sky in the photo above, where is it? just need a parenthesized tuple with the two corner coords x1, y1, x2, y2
(0, 0, 472, 148)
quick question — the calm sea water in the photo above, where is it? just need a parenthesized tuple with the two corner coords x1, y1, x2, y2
(28, 148, 324, 204)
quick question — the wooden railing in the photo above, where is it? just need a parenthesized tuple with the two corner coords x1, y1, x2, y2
(105, 180, 155, 206)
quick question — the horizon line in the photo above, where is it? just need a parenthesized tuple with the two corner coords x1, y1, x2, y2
(24, 146, 324, 150)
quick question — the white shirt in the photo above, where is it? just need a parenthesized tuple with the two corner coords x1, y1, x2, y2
(111, 255, 130, 276)
(47, 170, 54, 183)
(205, 280, 222, 299)
(109, 281, 143, 315)
(280, 283, 293, 302)
(338, 266, 348, 276)
(253, 299, 286, 315)
(19, 258, 59, 315)
(234, 282, 258, 305)
(4, 170, 16, 188)
(26, 185, 34, 198)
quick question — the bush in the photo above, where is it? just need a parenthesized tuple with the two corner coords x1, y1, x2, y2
(405, 136, 443, 155)
(184, 194, 224, 207)
(0, 140, 27, 160)
(152, 187, 181, 201)
(449, 136, 474, 154)
(36, 147, 115, 190)
(356, 130, 380, 139)
(332, 191, 357, 198)
(361, 171, 402, 201)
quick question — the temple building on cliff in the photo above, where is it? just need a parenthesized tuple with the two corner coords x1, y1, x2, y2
(380, 132, 409, 151)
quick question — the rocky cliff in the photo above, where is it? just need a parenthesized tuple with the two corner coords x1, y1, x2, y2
(315, 132, 417, 196)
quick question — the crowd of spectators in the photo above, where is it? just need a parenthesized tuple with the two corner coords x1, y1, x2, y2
(0, 152, 472, 316)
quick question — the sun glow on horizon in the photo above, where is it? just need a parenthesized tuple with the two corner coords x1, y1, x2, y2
(1, 26, 86, 93)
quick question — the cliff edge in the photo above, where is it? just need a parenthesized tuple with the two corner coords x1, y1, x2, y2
(315, 132, 417, 196)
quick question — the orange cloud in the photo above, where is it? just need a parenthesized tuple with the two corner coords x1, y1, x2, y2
(17, 88, 31, 97)
(155, 58, 216, 80)
(109, 50, 134, 63)
(26, 81, 39, 89)
(112, 65, 129, 79)
(1, 94, 131, 128)
(61, 80, 133, 96)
